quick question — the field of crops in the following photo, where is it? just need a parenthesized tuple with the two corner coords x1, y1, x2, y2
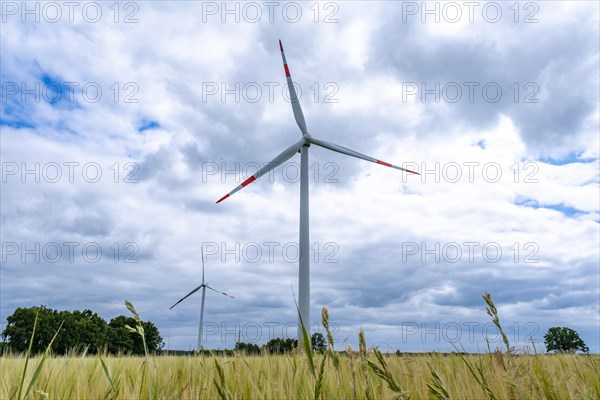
(3, 297, 598, 399)
(2, 343, 599, 399)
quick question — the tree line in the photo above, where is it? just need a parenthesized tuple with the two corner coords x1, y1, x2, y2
(3, 306, 588, 356)
(1, 305, 328, 356)
(1, 305, 163, 355)
(235, 332, 327, 355)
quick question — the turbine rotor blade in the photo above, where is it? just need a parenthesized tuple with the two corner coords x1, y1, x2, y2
(309, 137, 419, 174)
(206, 285, 235, 298)
(216, 137, 306, 203)
(169, 284, 204, 309)
(201, 246, 205, 284)
(279, 39, 308, 135)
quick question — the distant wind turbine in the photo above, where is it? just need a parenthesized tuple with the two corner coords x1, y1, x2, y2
(216, 40, 419, 344)
(170, 247, 235, 351)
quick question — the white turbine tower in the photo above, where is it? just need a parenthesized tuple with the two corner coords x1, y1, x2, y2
(217, 40, 419, 344)
(169, 247, 235, 351)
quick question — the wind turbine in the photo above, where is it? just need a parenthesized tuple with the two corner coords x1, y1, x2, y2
(169, 247, 235, 351)
(216, 40, 419, 344)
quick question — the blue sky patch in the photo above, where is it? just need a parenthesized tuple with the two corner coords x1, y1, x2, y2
(37, 71, 80, 110)
(540, 152, 597, 166)
(0, 119, 36, 129)
(515, 197, 583, 217)
(138, 120, 160, 132)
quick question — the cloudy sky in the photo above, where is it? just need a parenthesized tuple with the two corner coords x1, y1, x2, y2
(1, 1, 598, 353)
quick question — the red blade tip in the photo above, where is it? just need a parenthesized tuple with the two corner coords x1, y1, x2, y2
(241, 175, 256, 187)
(216, 194, 230, 204)
(376, 160, 392, 168)
(279, 39, 283, 52)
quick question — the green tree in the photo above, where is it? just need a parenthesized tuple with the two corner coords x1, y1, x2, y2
(2, 306, 162, 355)
(544, 327, 589, 353)
(235, 341, 260, 354)
(53, 309, 108, 354)
(106, 316, 135, 354)
(107, 315, 164, 355)
(311, 332, 326, 353)
(2, 306, 57, 353)
(264, 337, 297, 354)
